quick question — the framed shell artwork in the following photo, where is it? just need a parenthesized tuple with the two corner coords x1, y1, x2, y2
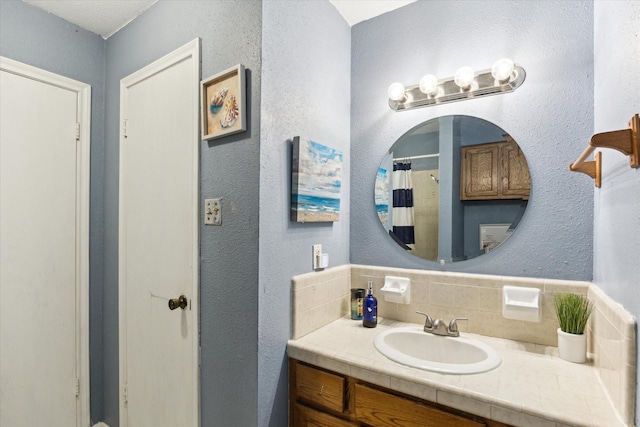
(201, 64, 246, 140)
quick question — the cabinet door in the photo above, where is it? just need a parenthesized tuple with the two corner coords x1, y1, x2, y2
(295, 363, 346, 413)
(461, 143, 500, 200)
(354, 384, 485, 427)
(295, 403, 357, 427)
(500, 141, 531, 199)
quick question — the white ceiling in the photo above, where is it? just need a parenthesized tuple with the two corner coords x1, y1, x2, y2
(23, 0, 158, 39)
(329, 0, 416, 26)
(22, 0, 416, 39)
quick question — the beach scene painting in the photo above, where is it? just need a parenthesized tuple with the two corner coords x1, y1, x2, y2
(291, 137, 342, 222)
(375, 168, 389, 223)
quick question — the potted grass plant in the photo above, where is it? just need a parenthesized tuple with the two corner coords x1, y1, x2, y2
(554, 293, 593, 363)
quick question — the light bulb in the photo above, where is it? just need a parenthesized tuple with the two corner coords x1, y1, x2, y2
(419, 74, 439, 96)
(387, 82, 406, 101)
(454, 66, 475, 89)
(491, 58, 515, 82)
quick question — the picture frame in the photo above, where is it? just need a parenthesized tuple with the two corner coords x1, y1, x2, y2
(201, 64, 246, 140)
(291, 136, 343, 223)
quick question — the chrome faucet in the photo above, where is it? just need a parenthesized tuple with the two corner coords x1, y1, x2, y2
(416, 311, 467, 337)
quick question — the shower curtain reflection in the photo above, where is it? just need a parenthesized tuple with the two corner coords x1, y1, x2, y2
(392, 161, 415, 250)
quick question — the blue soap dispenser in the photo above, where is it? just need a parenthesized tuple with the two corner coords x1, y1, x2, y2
(363, 280, 377, 328)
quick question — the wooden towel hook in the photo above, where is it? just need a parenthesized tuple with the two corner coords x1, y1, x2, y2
(569, 113, 639, 187)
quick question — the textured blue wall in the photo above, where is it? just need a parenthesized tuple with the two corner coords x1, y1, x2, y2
(593, 1, 640, 424)
(103, 1, 261, 425)
(260, 1, 351, 425)
(0, 0, 106, 422)
(350, 0, 594, 280)
(7, 1, 634, 425)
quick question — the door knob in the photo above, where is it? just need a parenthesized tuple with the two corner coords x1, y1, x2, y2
(168, 295, 188, 310)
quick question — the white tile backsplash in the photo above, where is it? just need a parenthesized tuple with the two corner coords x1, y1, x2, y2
(351, 264, 591, 347)
(291, 265, 351, 339)
(588, 285, 636, 425)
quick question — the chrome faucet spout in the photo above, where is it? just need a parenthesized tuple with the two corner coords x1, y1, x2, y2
(431, 318, 450, 336)
(416, 312, 467, 337)
(447, 317, 468, 337)
(415, 311, 433, 331)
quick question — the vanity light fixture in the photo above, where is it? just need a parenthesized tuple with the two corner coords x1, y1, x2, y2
(388, 58, 526, 111)
(387, 82, 406, 102)
(418, 74, 439, 97)
(453, 66, 475, 90)
(491, 58, 515, 83)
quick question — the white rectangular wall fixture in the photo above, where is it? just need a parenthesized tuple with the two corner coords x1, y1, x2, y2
(502, 286, 541, 322)
(380, 276, 411, 304)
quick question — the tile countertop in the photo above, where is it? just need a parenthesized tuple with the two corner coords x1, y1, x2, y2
(287, 317, 627, 427)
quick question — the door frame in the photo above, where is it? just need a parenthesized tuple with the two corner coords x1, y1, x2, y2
(0, 56, 91, 427)
(118, 38, 201, 426)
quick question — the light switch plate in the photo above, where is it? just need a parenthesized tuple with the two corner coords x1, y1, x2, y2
(312, 244, 321, 269)
(204, 198, 221, 226)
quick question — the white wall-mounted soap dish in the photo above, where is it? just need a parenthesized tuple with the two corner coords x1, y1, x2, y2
(502, 285, 541, 322)
(380, 276, 411, 304)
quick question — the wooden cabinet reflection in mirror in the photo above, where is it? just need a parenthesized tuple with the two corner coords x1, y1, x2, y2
(461, 136, 531, 201)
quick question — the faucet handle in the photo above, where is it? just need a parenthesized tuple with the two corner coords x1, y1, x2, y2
(416, 311, 434, 329)
(448, 317, 468, 336)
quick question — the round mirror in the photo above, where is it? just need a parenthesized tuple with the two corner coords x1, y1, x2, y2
(375, 115, 531, 262)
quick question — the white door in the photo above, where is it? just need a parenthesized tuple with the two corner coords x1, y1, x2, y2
(119, 39, 200, 427)
(0, 57, 90, 426)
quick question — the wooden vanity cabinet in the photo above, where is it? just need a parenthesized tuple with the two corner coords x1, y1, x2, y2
(295, 362, 347, 414)
(461, 138, 530, 201)
(289, 359, 512, 427)
(290, 359, 357, 427)
(294, 403, 356, 427)
(354, 383, 484, 427)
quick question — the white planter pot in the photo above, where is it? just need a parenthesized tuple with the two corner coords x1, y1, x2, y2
(557, 328, 587, 363)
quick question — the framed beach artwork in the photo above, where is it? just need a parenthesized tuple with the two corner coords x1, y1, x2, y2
(291, 137, 343, 223)
(201, 64, 246, 140)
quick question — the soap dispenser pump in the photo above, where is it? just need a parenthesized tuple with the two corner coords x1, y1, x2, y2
(363, 281, 377, 328)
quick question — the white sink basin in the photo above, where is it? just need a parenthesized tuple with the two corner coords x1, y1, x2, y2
(373, 327, 501, 374)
